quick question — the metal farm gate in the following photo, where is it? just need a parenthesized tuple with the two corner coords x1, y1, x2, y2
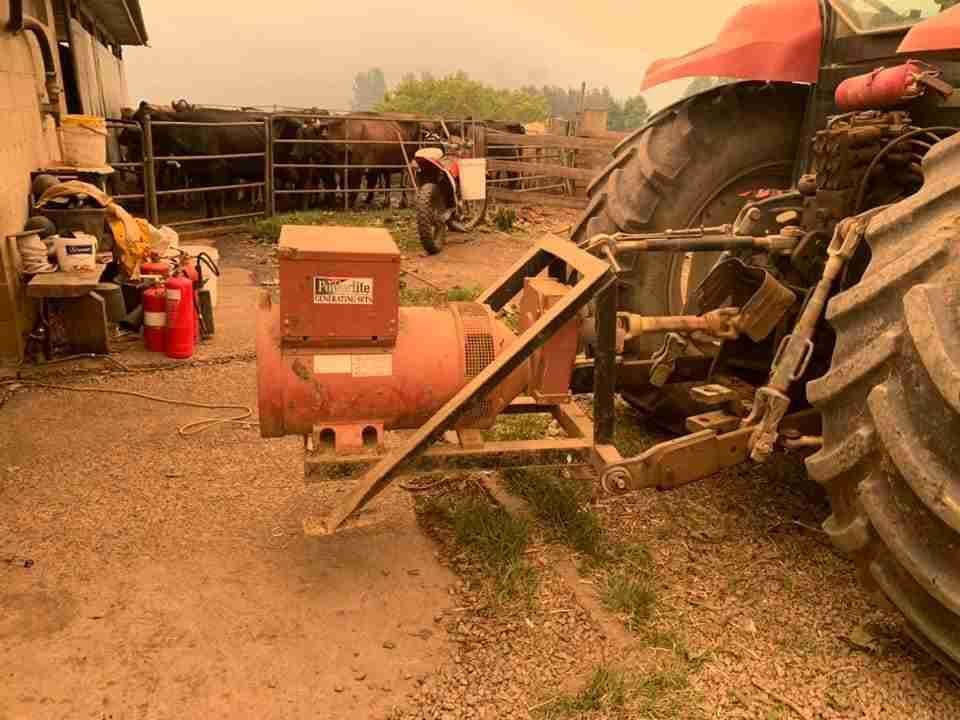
(476, 126, 617, 209)
(104, 110, 616, 227)
(143, 115, 269, 229)
(268, 113, 482, 213)
(107, 112, 271, 229)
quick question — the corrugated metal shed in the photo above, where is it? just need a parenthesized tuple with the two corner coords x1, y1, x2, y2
(84, 0, 148, 46)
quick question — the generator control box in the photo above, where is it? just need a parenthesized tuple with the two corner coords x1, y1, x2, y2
(276, 225, 400, 346)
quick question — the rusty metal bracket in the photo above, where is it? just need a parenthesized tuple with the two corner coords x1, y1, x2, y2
(317, 236, 614, 533)
(303, 399, 599, 480)
(649, 333, 689, 387)
(743, 213, 874, 462)
(600, 409, 820, 494)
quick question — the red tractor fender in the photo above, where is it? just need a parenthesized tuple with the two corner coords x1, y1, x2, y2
(641, 0, 822, 91)
(898, 6, 960, 54)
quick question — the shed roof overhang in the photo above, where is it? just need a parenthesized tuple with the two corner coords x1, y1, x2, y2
(84, 0, 148, 45)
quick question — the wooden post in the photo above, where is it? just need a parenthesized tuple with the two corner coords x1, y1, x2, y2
(474, 123, 487, 159)
(578, 109, 609, 138)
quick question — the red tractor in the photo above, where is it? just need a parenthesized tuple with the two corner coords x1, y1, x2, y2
(258, 0, 960, 679)
(574, 0, 960, 676)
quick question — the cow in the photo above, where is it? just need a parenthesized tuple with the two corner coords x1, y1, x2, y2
(116, 103, 261, 218)
(299, 114, 440, 209)
(284, 116, 342, 210)
(120, 102, 310, 219)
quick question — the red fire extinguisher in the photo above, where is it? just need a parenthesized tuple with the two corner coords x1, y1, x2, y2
(142, 286, 166, 352)
(178, 255, 201, 342)
(165, 274, 195, 359)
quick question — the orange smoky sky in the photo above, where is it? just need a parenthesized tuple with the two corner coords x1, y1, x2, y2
(126, 0, 757, 111)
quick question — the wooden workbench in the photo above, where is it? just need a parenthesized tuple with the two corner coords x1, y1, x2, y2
(27, 265, 106, 299)
(27, 266, 109, 353)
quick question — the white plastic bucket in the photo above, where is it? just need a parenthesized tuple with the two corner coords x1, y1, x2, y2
(54, 233, 98, 272)
(60, 115, 108, 168)
(179, 245, 220, 307)
(459, 158, 487, 201)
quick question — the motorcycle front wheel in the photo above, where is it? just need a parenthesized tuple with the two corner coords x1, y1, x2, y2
(416, 183, 448, 255)
(449, 196, 488, 233)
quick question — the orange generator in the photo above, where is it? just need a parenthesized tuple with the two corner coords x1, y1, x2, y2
(256, 226, 578, 453)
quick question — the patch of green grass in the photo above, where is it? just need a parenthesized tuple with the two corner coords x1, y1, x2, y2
(253, 208, 420, 251)
(538, 666, 629, 718)
(644, 629, 710, 670)
(491, 559, 539, 604)
(613, 404, 659, 457)
(583, 540, 654, 575)
(634, 669, 694, 719)
(540, 665, 699, 720)
(573, 400, 662, 458)
(399, 284, 481, 307)
(501, 467, 655, 570)
(449, 496, 529, 566)
(602, 571, 657, 631)
(485, 414, 552, 442)
(310, 462, 356, 480)
(498, 306, 521, 332)
(502, 468, 604, 558)
(446, 286, 482, 302)
(645, 629, 686, 655)
(492, 206, 517, 232)
(420, 493, 537, 601)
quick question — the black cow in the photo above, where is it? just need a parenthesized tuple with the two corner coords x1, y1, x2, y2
(122, 102, 310, 219)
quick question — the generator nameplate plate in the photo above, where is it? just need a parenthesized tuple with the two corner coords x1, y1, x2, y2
(313, 276, 374, 305)
(313, 355, 352, 374)
(352, 354, 393, 378)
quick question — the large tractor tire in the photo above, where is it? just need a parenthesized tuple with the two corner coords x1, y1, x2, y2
(807, 133, 960, 676)
(571, 82, 809, 356)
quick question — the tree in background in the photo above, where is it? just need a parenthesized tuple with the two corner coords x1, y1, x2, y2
(681, 76, 735, 99)
(352, 68, 387, 111)
(377, 71, 549, 122)
(520, 85, 649, 130)
(607, 95, 650, 131)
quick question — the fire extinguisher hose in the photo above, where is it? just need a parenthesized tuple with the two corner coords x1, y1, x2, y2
(0, 378, 256, 436)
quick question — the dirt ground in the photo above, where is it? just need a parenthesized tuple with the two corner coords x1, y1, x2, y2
(1, 206, 957, 719)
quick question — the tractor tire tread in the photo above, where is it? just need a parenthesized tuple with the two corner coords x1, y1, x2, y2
(571, 82, 809, 355)
(807, 133, 960, 673)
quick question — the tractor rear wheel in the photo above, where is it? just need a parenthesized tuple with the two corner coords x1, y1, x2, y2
(571, 82, 809, 356)
(807, 133, 960, 677)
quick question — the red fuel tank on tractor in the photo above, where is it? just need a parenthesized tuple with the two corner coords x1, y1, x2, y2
(256, 227, 534, 454)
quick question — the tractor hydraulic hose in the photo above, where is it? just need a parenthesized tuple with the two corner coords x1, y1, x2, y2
(854, 127, 957, 212)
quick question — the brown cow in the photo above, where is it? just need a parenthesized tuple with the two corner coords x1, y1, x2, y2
(304, 114, 441, 208)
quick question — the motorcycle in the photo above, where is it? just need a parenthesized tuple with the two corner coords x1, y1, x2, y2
(412, 135, 488, 254)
